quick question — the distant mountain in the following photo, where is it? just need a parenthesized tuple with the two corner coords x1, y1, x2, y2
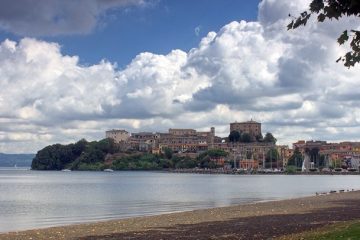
(0, 153, 35, 167)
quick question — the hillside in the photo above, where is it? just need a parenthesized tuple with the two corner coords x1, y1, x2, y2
(31, 138, 229, 171)
(0, 153, 35, 167)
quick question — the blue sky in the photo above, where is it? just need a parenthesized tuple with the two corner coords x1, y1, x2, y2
(0, 0, 260, 67)
(0, 0, 359, 153)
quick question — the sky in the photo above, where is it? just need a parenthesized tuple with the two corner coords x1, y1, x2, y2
(0, 0, 359, 153)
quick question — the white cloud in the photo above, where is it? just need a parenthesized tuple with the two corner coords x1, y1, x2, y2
(1, 0, 360, 153)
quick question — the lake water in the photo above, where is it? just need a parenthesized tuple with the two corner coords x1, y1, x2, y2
(1, 169, 360, 233)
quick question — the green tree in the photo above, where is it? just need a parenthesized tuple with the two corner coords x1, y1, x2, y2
(256, 133, 263, 142)
(241, 132, 252, 143)
(175, 157, 197, 169)
(72, 139, 87, 156)
(163, 147, 173, 159)
(266, 148, 280, 168)
(206, 149, 228, 157)
(263, 132, 277, 144)
(228, 130, 241, 142)
(32, 138, 119, 170)
(288, 0, 360, 67)
(287, 148, 304, 167)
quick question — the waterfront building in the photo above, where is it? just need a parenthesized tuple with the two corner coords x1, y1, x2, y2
(291, 140, 360, 169)
(292, 140, 306, 155)
(228, 142, 275, 169)
(276, 145, 294, 167)
(210, 156, 226, 167)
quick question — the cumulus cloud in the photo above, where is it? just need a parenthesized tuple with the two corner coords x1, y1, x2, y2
(0, 0, 149, 36)
(1, 0, 360, 153)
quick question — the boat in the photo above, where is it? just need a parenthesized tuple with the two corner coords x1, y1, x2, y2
(104, 169, 114, 172)
(61, 169, 71, 172)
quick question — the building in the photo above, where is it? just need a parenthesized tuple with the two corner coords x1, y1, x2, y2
(239, 159, 259, 169)
(105, 129, 130, 143)
(230, 120, 261, 141)
(159, 127, 215, 153)
(292, 140, 306, 154)
(169, 129, 196, 136)
(129, 132, 160, 151)
(276, 145, 294, 167)
(210, 156, 226, 167)
(291, 140, 360, 170)
(229, 142, 276, 169)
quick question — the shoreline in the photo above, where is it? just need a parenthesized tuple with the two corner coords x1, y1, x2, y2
(8, 167, 360, 175)
(168, 168, 360, 175)
(1, 191, 360, 240)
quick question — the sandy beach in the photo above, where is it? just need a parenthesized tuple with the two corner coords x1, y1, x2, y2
(1, 191, 360, 240)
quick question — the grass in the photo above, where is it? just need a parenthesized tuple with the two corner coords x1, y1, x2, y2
(279, 220, 360, 240)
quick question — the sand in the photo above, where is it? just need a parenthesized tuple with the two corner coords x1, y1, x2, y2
(1, 191, 360, 240)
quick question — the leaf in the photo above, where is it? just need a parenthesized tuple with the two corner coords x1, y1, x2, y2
(318, 13, 326, 22)
(287, 21, 294, 30)
(337, 30, 349, 45)
(293, 18, 303, 28)
(301, 11, 308, 18)
(310, 0, 325, 13)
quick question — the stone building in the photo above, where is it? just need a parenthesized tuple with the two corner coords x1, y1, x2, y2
(230, 120, 261, 141)
(105, 129, 130, 143)
(169, 129, 196, 136)
(129, 132, 160, 151)
(159, 127, 215, 153)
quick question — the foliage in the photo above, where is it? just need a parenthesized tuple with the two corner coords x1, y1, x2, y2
(263, 132, 277, 144)
(229, 130, 258, 143)
(32, 140, 231, 171)
(111, 153, 163, 170)
(265, 148, 280, 168)
(329, 159, 342, 169)
(255, 133, 263, 142)
(197, 149, 228, 168)
(77, 162, 107, 171)
(31, 138, 117, 170)
(228, 130, 241, 142)
(241, 132, 252, 143)
(288, 0, 360, 67)
(285, 165, 297, 174)
(163, 147, 173, 159)
(205, 149, 228, 158)
(288, 220, 360, 240)
(287, 148, 304, 167)
(174, 156, 197, 169)
(31, 144, 77, 170)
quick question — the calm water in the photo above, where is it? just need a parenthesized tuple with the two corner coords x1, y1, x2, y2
(1, 169, 360, 232)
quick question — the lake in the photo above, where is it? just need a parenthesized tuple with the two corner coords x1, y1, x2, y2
(1, 169, 360, 233)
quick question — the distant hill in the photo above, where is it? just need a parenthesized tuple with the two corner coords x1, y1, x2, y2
(0, 153, 35, 167)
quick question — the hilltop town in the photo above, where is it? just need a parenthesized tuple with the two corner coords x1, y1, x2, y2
(106, 120, 360, 173)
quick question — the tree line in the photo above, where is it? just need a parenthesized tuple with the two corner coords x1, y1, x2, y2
(228, 131, 277, 144)
(31, 139, 229, 171)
